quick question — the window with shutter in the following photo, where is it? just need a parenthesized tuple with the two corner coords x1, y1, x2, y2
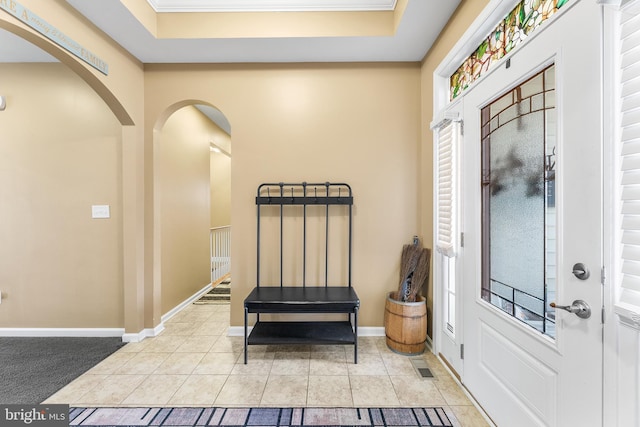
(433, 114, 461, 335)
(434, 118, 460, 258)
(617, 0, 640, 325)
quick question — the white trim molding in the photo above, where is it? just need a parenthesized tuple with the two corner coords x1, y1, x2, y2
(0, 328, 125, 337)
(227, 326, 247, 337)
(161, 282, 212, 323)
(122, 282, 212, 343)
(147, 0, 397, 13)
(357, 326, 385, 337)
(122, 323, 165, 343)
(432, 0, 515, 114)
(430, 111, 461, 131)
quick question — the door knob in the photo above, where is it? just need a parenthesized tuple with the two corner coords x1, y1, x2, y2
(572, 263, 590, 280)
(550, 300, 591, 319)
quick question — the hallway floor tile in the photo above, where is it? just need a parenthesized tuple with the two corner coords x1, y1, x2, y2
(44, 303, 490, 426)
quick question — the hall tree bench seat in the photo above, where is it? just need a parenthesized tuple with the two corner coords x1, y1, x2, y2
(243, 182, 360, 364)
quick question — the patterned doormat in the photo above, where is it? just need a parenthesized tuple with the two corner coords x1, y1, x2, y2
(194, 279, 230, 304)
(69, 407, 457, 426)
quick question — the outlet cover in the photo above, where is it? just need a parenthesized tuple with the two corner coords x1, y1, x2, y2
(92, 205, 110, 219)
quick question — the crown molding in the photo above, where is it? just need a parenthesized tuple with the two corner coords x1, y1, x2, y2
(146, 0, 397, 13)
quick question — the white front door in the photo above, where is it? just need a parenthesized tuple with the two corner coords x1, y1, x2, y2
(460, 1, 603, 426)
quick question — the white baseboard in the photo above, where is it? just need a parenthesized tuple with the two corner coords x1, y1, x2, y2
(425, 334, 433, 350)
(0, 328, 125, 337)
(358, 327, 385, 336)
(227, 326, 385, 337)
(161, 282, 213, 323)
(227, 326, 247, 337)
(122, 323, 165, 343)
(121, 331, 145, 343)
(123, 284, 211, 343)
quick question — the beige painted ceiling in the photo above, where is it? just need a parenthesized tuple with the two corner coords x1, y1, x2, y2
(0, 0, 462, 63)
(61, 0, 462, 63)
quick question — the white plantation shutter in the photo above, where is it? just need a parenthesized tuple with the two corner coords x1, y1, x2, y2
(433, 116, 461, 258)
(620, 1, 640, 294)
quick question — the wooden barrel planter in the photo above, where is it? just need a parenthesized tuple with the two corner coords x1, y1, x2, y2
(384, 292, 427, 355)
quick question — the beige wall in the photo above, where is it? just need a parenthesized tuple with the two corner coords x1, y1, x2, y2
(145, 63, 422, 327)
(158, 106, 212, 314)
(419, 0, 490, 337)
(0, 63, 123, 327)
(210, 123, 231, 228)
(1, 0, 148, 334)
(0, 0, 489, 336)
(210, 152, 231, 228)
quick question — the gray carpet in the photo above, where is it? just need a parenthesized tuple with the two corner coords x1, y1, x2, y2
(0, 337, 125, 404)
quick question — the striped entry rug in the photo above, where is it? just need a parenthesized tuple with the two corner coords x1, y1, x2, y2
(69, 407, 458, 426)
(194, 279, 230, 304)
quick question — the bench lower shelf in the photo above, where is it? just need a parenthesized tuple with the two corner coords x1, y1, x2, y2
(244, 320, 358, 364)
(247, 321, 356, 345)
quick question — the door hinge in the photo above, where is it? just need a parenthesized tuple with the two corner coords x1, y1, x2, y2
(460, 232, 464, 248)
(460, 344, 464, 360)
(601, 266, 606, 286)
(601, 307, 605, 324)
(460, 121, 464, 136)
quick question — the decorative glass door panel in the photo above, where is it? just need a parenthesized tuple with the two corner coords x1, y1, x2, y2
(460, 2, 602, 424)
(481, 65, 556, 338)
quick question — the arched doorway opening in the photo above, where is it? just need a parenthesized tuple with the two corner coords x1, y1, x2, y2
(153, 102, 232, 324)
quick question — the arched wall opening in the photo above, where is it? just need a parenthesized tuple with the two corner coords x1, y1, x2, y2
(0, 29, 126, 329)
(0, 7, 149, 336)
(153, 101, 232, 318)
(0, 20, 134, 126)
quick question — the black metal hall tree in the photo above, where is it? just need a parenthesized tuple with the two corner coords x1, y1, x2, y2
(243, 182, 360, 364)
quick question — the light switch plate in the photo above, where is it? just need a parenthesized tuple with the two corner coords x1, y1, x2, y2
(92, 205, 110, 219)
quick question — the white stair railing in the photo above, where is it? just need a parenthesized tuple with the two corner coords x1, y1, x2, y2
(210, 226, 231, 283)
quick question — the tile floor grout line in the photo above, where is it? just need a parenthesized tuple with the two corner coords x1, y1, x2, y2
(119, 373, 150, 406)
(210, 373, 228, 406)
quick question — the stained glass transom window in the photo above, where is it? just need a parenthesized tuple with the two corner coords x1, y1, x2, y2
(450, 0, 569, 100)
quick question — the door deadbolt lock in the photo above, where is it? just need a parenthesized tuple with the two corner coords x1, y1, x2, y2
(572, 263, 590, 280)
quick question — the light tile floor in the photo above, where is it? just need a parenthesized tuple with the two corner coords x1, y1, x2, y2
(44, 303, 490, 427)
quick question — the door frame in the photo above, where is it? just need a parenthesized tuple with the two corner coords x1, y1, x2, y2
(432, 0, 615, 423)
(431, 1, 519, 386)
